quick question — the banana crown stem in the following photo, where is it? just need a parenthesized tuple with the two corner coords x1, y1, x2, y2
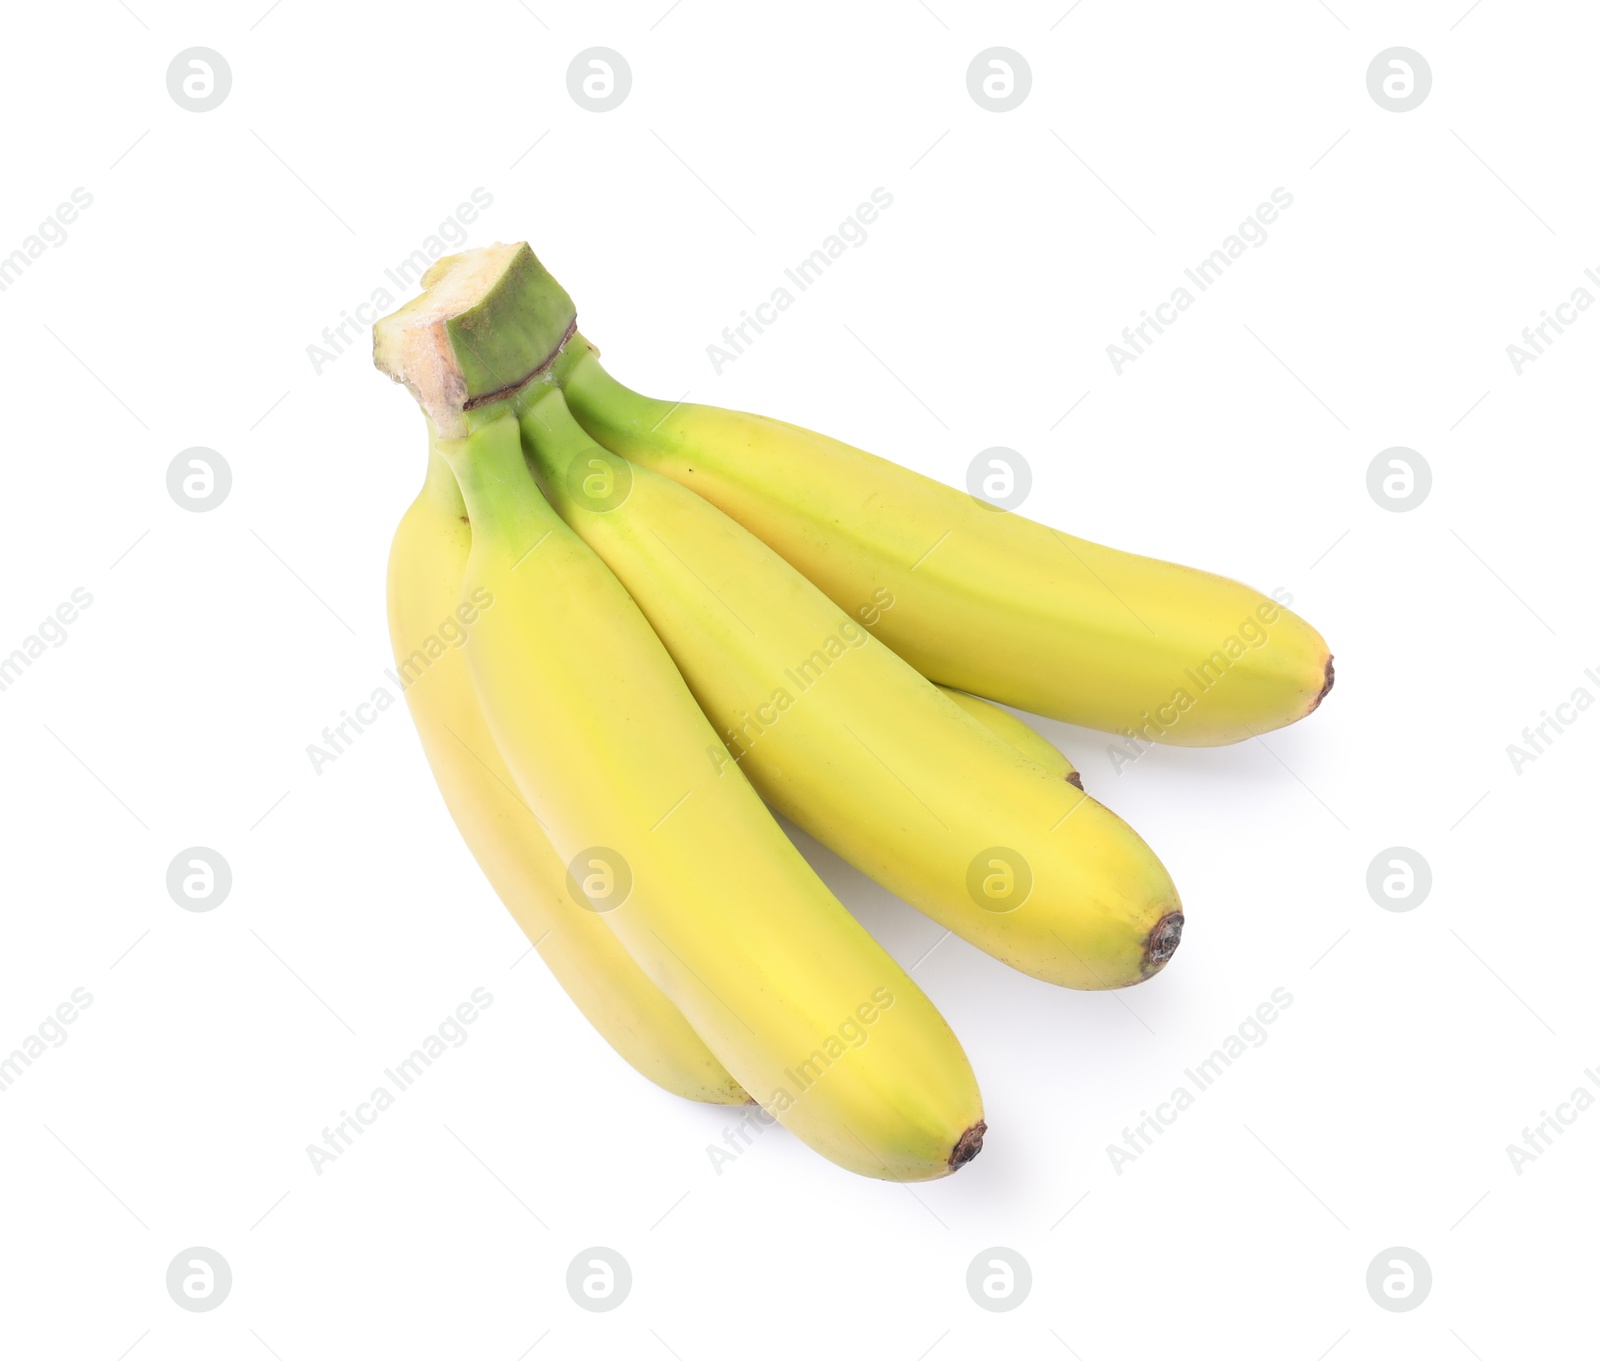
(372, 243, 576, 438)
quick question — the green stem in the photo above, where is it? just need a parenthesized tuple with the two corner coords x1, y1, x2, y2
(433, 407, 563, 547)
(517, 385, 596, 487)
(516, 384, 643, 519)
(554, 337, 682, 455)
(419, 431, 468, 519)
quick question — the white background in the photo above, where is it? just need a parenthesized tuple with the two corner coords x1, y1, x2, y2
(1, 1, 1593, 1357)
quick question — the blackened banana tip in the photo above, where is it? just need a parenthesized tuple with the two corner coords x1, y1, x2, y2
(949, 1121, 987, 1171)
(1308, 655, 1335, 714)
(1143, 912, 1185, 975)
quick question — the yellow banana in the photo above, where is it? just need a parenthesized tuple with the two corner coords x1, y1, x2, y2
(516, 387, 1181, 990)
(375, 250, 985, 1181)
(387, 446, 747, 1105)
(554, 339, 1333, 746)
(937, 687, 1080, 787)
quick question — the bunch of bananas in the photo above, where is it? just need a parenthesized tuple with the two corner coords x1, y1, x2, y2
(373, 243, 1332, 1181)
